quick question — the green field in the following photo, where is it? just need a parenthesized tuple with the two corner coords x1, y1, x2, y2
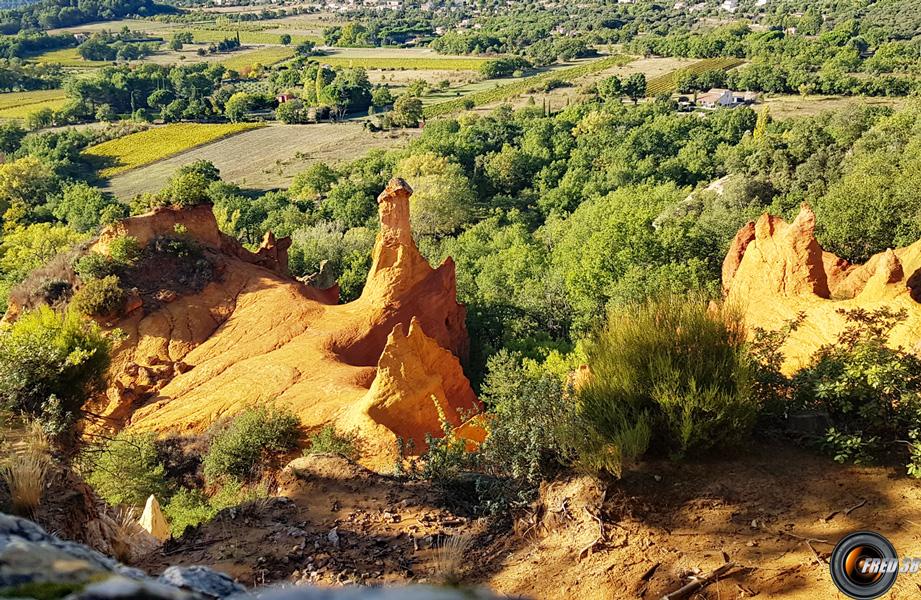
(29, 47, 109, 68)
(182, 29, 320, 46)
(423, 54, 634, 118)
(220, 46, 295, 71)
(84, 122, 263, 178)
(0, 89, 68, 110)
(317, 57, 487, 71)
(645, 57, 745, 96)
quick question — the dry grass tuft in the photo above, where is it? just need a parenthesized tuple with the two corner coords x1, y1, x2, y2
(1, 421, 52, 516)
(432, 533, 473, 586)
(109, 506, 148, 563)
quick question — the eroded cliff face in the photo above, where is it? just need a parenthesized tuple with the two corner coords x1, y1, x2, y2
(82, 178, 478, 468)
(723, 204, 921, 372)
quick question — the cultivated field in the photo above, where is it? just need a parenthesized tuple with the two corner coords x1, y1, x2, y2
(220, 46, 295, 71)
(85, 122, 262, 178)
(180, 29, 319, 46)
(0, 89, 68, 110)
(645, 57, 745, 96)
(319, 56, 486, 70)
(423, 54, 634, 118)
(0, 97, 70, 119)
(30, 47, 108, 67)
(103, 123, 418, 198)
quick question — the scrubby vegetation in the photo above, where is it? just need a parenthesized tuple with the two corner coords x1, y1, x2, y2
(567, 296, 755, 476)
(792, 308, 921, 475)
(202, 407, 301, 483)
(0, 307, 110, 435)
(305, 426, 359, 460)
(82, 432, 168, 507)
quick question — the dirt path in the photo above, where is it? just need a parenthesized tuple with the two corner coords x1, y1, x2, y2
(102, 124, 418, 199)
(138, 444, 921, 599)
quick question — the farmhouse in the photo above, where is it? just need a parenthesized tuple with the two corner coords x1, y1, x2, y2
(697, 88, 758, 109)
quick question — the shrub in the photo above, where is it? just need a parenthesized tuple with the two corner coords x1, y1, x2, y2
(478, 350, 571, 486)
(566, 295, 756, 476)
(162, 487, 213, 537)
(152, 235, 200, 260)
(82, 432, 169, 507)
(71, 275, 125, 317)
(792, 307, 921, 475)
(74, 253, 115, 280)
(202, 407, 301, 483)
(305, 426, 358, 460)
(108, 235, 141, 266)
(0, 307, 110, 433)
(164, 480, 267, 537)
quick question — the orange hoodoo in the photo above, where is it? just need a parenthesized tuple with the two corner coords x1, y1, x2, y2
(723, 204, 921, 373)
(81, 178, 483, 468)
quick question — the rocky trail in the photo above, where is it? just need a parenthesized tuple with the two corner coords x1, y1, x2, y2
(134, 444, 921, 599)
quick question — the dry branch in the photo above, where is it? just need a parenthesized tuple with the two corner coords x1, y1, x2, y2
(660, 562, 736, 600)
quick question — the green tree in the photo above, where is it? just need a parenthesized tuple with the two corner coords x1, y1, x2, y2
(397, 152, 476, 236)
(290, 163, 338, 200)
(371, 85, 394, 108)
(624, 73, 647, 104)
(83, 432, 168, 507)
(51, 182, 124, 233)
(0, 156, 58, 226)
(275, 98, 307, 124)
(279, 33, 292, 45)
(391, 94, 423, 127)
(224, 92, 254, 123)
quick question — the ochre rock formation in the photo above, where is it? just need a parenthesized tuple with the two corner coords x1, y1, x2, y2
(724, 204, 921, 372)
(80, 178, 479, 468)
(342, 317, 482, 456)
(139, 495, 170, 542)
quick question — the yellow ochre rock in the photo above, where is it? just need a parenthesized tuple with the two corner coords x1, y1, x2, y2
(79, 178, 478, 469)
(138, 495, 170, 542)
(723, 204, 921, 373)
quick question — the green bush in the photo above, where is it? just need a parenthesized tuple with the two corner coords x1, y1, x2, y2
(71, 275, 124, 317)
(164, 480, 267, 537)
(793, 308, 921, 475)
(108, 235, 141, 266)
(305, 426, 358, 460)
(162, 487, 213, 537)
(0, 306, 110, 433)
(74, 253, 114, 280)
(567, 295, 756, 476)
(479, 350, 572, 486)
(202, 406, 301, 483)
(82, 432, 169, 507)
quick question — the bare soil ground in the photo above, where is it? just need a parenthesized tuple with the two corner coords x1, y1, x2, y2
(137, 443, 921, 599)
(102, 123, 418, 198)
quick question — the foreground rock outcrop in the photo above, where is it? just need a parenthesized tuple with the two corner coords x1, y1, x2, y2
(0, 511, 507, 599)
(68, 178, 482, 466)
(723, 204, 921, 371)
